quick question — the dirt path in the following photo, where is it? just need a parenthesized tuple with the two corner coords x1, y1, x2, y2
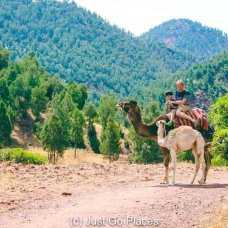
(0, 162, 227, 228)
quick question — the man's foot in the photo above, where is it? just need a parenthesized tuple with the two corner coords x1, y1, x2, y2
(192, 119, 198, 128)
(165, 121, 174, 127)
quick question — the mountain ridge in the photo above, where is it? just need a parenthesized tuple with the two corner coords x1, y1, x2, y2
(141, 18, 228, 58)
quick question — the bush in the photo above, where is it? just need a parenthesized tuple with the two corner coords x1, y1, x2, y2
(0, 148, 47, 165)
(177, 150, 194, 162)
(211, 128, 228, 166)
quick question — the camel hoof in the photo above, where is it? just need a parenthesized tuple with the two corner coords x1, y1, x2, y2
(198, 180, 205, 185)
(160, 181, 169, 185)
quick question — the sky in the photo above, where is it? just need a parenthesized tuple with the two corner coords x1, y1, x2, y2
(74, 0, 228, 36)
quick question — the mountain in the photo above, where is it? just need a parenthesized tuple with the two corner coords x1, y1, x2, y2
(141, 19, 228, 59)
(0, 0, 196, 98)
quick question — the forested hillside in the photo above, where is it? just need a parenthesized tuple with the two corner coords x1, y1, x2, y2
(0, 0, 197, 98)
(141, 19, 228, 58)
(134, 51, 228, 110)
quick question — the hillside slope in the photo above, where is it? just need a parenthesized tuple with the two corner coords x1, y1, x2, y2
(141, 19, 228, 58)
(0, 0, 196, 97)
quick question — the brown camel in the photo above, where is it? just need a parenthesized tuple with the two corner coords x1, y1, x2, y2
(117, 100, 213, 184)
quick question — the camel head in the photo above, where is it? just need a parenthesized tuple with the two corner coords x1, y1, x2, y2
(116, 100, 138, 113)
(116, 100, 141, 124)
(156, 120, 166, 130)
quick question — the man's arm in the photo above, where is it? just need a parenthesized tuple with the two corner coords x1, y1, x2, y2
(172, 99, 187, 105)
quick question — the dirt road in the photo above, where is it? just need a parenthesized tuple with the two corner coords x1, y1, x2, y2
(0, 162, 227, 228)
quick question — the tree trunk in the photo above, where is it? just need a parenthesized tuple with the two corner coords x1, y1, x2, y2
(74, 143, 77, 159)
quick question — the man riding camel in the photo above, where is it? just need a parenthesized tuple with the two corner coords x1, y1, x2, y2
(165, 79, 198, 127)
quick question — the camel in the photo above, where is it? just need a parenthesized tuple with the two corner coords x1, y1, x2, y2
(156, 120, 206, 185)
(117, 100, 213, 184)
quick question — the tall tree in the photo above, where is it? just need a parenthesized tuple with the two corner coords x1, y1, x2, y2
(87, 120, 100, 154)
(98, 95, 117, 129)
(69, 108, 85, 158)
(100, 116, 120, 163)
(40, 113, 68, 164)
(0, 99, 12, 148)
(209, 93, 228, 166)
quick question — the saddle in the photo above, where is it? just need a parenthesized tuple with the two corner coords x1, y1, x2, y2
(174, 108, 209, 131)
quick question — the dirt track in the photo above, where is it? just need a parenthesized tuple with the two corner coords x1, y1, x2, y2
(0, 161, 227, 228)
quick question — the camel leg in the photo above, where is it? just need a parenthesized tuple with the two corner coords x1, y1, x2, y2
(190, 147, 200, 185)
(170, 150, 176, 186)
(204, 145, 211, 183)
(198, 151, 206, 185)
(160, 147, 170, 184)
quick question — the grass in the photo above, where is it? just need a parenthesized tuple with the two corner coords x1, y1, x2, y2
(0, 148, 47, 165)
(27, 147, 108, 165)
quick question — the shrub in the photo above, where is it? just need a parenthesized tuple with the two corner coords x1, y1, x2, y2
(177, 150, 194, 162)
(0, 148, 47, 165)
(211, 128, 228, 166)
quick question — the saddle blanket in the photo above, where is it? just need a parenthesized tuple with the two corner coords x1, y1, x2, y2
(174, 108, 209, 131)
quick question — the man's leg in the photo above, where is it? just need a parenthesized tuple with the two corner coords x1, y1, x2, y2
(176, 106, 198, 127)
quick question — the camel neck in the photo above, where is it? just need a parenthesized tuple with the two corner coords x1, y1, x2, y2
(129, 116, 158, 140)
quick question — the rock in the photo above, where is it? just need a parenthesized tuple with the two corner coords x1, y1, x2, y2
(62, 192, 72, 196)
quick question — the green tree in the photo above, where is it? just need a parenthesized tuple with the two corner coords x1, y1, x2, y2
(69, 108, 85, 158)
(0, 99, 12, 147)
(209, 93, 228, 166)
(67, 83, 87, 110)
(84, 102, 97, 121)
(88, 120, 100, 153)
(0, 48, 10, 71)
(31, 84, 49, 119)
(100, 116, 120, 163)
(40, 113, 68, 164)
(128, 102, 163, 164)
(98, 95, 117, 129)
(128, 126, 162, 164)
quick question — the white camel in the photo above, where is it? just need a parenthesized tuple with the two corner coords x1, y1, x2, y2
(156, 120, 206, 185)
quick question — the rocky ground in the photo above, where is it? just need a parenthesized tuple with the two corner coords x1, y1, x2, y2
(0, 161, 227, 228)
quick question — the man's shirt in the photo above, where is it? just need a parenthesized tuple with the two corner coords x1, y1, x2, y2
(175, 90, 190, 106)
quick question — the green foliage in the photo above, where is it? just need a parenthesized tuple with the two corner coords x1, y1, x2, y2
(0, 148, 47, 165)
(88, 120, 100, 153)
(31, 84, 49, 119)
(40, 113, 68, 164)
(209, 93, 228, 131)
(69, 107, 85, 149)
(100, 116, 120, 162)
(98, 95, 117, 129)
(208, 93, 228, 166)
(137, 51, 228, 110)
(128, 127, 163, 164)
(0, 98, 12, 147)
(0, 48, 10, 71)
(177, 150, 194, 162)
(128, 102, 163, 164)
(84, 102, 97, 121)
(141, 18, 228, 58)
(0, 1, 197, 99)
(67, 83, 87, 110)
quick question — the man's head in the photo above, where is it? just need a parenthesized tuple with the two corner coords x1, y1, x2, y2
(176, 79, 184, 91)
(165, 91, 173, 101)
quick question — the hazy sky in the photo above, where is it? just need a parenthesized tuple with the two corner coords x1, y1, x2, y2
(74, 0, 228, 36)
